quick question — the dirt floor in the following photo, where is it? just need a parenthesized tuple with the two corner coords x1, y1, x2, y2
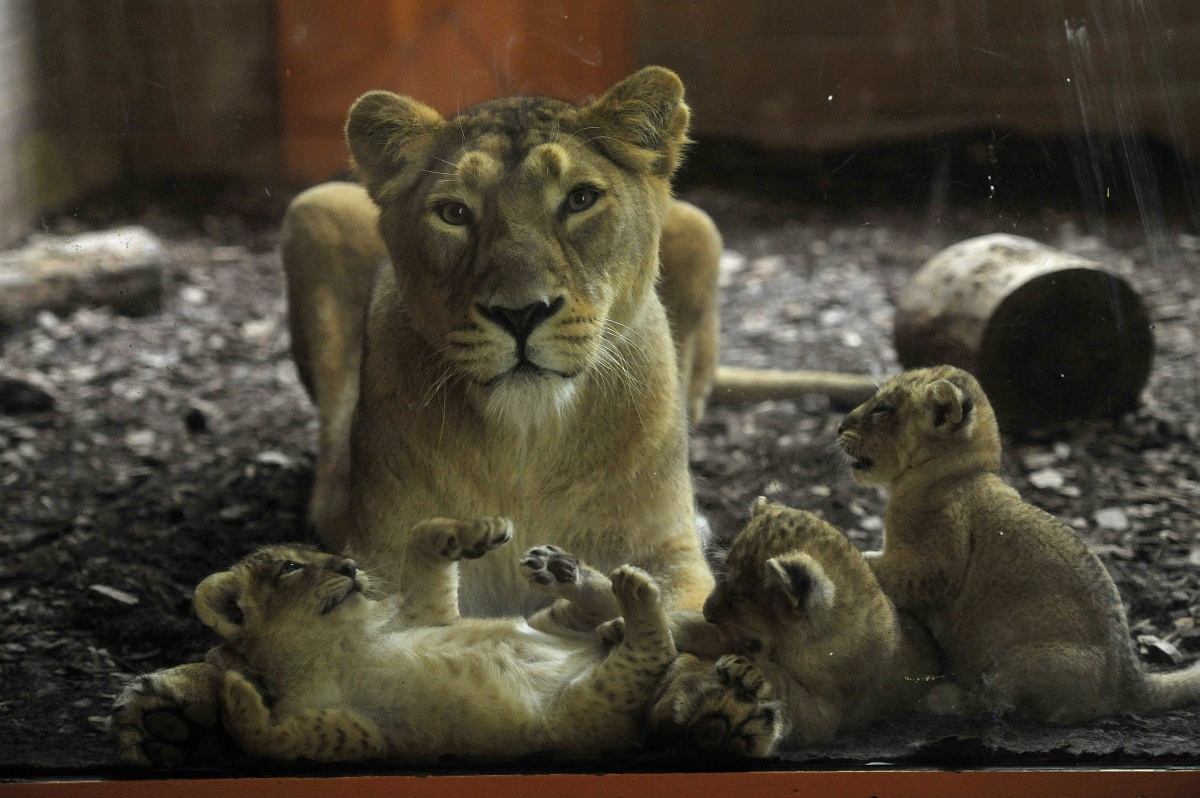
(1, 148, 1198, 776)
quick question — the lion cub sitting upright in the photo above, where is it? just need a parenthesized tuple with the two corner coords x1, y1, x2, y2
(838, 365, 1200, 723)
(194, 517, 681, 762)
(696, 498, 944, 745)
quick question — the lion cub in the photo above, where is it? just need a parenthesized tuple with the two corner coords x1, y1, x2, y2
(838, 365, 1200, 723)
(195, 518, 680, 762)
(699, 499, 944, 745)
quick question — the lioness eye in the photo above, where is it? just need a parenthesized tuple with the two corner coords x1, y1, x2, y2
(436, 202, 472, 226)
(870, 404, 895, 417)
(279, 561, 303, 575)
(565, 186, 600, 213)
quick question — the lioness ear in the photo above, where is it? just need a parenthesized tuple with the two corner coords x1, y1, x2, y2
(345, 90, 444, 201)
(765, 554, 835, 615)
(925, 379, 975, 435)
(194, 571, 246, 639)
(575, 65, 690, 176)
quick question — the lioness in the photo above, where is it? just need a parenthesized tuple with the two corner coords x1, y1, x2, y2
(699, 498, 944, 745)
(112, 66, 730, 765)
(838, 365, 1200, 723)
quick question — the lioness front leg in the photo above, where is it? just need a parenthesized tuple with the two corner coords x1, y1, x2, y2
(521, 545, 621, 634)
(222, 671, 386, 762)
(397, 516, 513, 626)
(109, 661, 229, 766)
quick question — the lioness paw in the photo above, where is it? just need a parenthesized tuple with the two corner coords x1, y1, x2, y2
(418, 516, 513, 561)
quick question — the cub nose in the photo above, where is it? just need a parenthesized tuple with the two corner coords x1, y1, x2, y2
(836, 418, 850, 435)
(480, 296, 565, 342)
(702, 594, 723, 624)
(338, 560, 358, 580)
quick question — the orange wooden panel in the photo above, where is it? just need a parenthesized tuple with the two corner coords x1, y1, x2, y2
(5, 769, 1200, 798)
(276, 0, 636, 181)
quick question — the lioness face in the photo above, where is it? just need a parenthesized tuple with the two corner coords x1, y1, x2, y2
(194, 545, 369, 641)
(837, 365, 998, 486)
(346, 67, 690, 428)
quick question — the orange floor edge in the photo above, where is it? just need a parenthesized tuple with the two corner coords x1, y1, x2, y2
(4, 769, 1200, 798)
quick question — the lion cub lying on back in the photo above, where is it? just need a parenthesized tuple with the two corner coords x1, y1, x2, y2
(193, 519, 783, 762)
(698, 498, 944, 745)
(838, 365, 1200, 723)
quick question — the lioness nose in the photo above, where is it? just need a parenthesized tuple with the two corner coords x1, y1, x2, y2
(481, 296, 565, 342)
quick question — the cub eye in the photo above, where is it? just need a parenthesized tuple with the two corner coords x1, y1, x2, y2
(436, 202, 472, 226)
(564, 186, 601, 214)
(869, 404, 895, 417)
(279, 560, 303, 575)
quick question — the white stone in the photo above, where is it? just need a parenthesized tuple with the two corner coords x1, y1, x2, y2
(1028, 468, 1065, 490)
(1094, 508, 1131, 531)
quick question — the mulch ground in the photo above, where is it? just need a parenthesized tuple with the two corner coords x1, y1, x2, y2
(1, 154, 1197, 776)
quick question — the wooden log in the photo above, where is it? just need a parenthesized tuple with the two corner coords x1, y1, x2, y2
(712, 366, 878, 407)
(894, 234, 1153, 432)
(0, 226, 165, 332)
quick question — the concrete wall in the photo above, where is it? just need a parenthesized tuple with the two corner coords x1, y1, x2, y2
(0, 0, 279, 248)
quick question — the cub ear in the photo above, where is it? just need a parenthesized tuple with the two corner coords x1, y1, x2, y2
(750, 496, 772, 517)
(925, 379, 975, 435)
(194, 570, 247, 639)
(764, 553, 836, 615)
(345, 90, 445, 201)
(575, 65, 690, 176)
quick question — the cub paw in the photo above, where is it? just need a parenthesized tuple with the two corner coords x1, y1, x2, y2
(597, 617, 626, 646)
(520, 545, 579, 589)
(609, 565, 661, 611)
(221, 670, 271, 731)
(418, 517, 513, 561)
(109, 662, 235, 767)
(690, 698, 785, 758)
(715, 654, 771, 703)
(649, 655, 785, 758)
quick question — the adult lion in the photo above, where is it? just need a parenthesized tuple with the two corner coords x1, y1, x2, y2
(112, 66, 729, 764)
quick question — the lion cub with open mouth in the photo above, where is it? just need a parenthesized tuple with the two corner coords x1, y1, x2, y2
(838, 365, 1200, 723)
(699, 498, 944, 745)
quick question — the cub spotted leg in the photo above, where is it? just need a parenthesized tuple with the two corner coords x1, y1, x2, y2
(549, 566, 679, 753)
(521, 545, 621, 634)
(397, 517, 513, 626)
(109, 659, 233, 766)
(222, 671, 386, 762)
(648, 653, 786, 757)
